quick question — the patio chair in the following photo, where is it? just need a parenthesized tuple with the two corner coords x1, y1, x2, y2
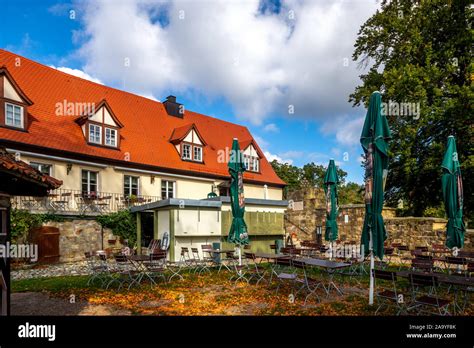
(106, 254, 138, 290)
(274, 258, 297, 294)
(199, 245, 215, 275)
(411, 258, 434, 273)
(445, 256, 468, 275)
(373, 269, 406, 315)
(396, 245, 411, 269)
(179, 247, 193, 267)
(190, 247, 205, 274)
(292, 259, 322, 305)
(147, 250, 167, 285)
(219, 251, 237, 273)
(85, 252, 108, 287)
(243, 252, 267, 285)
(407, 273, 451, 316)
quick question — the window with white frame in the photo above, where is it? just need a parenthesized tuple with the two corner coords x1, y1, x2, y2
(105, 127, 117, 147)
(161, 180, 175, 199)
(182, 144, 191, 160)
(82, 170, 98, 194)
(29, 162, 52, 176)
(124, 175, 139, 196)
(89, 124, 102, 144)
(5, 103, 23, 128)
(244, 155, 260, 172)
(193, 146, 202, 162)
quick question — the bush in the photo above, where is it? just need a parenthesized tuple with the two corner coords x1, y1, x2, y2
(96, 210, 137, 246)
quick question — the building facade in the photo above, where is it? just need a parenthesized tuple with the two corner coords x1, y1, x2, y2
(0, 49, 287, 253)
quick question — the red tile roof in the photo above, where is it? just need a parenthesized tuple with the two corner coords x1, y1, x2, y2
(0, 49, 285, 186)
(0, 147, 62, 189)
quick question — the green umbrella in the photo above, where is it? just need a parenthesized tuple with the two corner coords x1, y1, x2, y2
(227, 138, 249, 247)
(324, 159, 339, 258)
(442, 136, 465, 249)
(360, 91, 391, 305)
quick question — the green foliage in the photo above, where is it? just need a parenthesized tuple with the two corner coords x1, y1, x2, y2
(423, 205, 447, 219)
(10, 209, 64, 243)
(271, 160, 363, 204)
(96, 210, 137, 246)
(350, 0, 473, 222)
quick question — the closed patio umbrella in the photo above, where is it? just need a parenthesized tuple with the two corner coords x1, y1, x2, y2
(442, 136, 465, 249)
(324, 159, 339, 259)
(360, 91, 391, 305)
(227, 138, 249, 267)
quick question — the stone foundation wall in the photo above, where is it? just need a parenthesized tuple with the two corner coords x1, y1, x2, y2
(285, 188, 473, 250)
(43, 219, 123, 262)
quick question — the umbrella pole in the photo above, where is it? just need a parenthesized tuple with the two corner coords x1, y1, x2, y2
(369, 228, 374, 305)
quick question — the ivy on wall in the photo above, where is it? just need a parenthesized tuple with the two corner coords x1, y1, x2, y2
(10, 209, 64, 243)
(96, 210, 137, 247)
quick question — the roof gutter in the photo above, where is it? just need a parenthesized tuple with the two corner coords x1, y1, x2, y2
(113, 166, 216, 182)
(7, 148, 108, 168)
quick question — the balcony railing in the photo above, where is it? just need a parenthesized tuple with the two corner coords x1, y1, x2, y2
(12, 189, 161, 215)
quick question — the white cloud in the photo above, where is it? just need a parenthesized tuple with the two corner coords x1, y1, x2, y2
(50, 65, 103, 84)
(264, 151, 293, 165)
(71, 0, 378, 124)
(321, 114, 365, 147)
(263, 123, 280, 133)
(279, 150, 304, 159)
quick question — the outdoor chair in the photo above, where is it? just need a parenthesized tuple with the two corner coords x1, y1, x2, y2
(274, 258, 297, 294)
(106, 254, 138, 291)
(373, 269, 407, 315)
(411, 258, 434, 273)
(147, 250, 167, 285)
(219, 251, 237, 273)
(396, 245, 411, 268)
(243, 252, 268, 285)
(180, 247, 193, 267)
(199, 245, 215, 275)
(190, 247, 206, 274)
(292, 259, 322, 305)
(407, 273, 451, 316)
(85, 252, 109, 287)
(445, 256, 468, 275)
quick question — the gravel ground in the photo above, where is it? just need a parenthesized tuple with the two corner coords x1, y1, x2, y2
(11, 261, 91, 280)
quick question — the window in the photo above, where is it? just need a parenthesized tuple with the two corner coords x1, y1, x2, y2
(82, 170, 98, 194)
(161, 180, 175, 199)
(124, 175, 139, 196)
(244, 155, 260, 172)
(5, 103, 23, 128)
(182, 144, 191, 160)
(89, 124, 102, 144)
(105, 128, 117, 147)
(29, 162, 52, 176)
(193, 146, 202, 162)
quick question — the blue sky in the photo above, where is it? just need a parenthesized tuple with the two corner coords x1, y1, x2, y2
(0, 0, 380, 184)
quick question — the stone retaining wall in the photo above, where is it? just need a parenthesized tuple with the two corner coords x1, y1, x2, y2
(285, 188, 473, 250)
(43, 219, 123, 262)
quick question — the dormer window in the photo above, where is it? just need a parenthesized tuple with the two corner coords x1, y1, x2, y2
(5, 103, 23, 128)
(0, 67, 33, 131)
(105, 127, 117, 147)
(170, 123, 206, 163)
(240, 139, 262, 173)
(194, 146, 202, 162)
(89, 124, 102, 144)
(76, 99, 123, 149)
(182, 143, 191, 160)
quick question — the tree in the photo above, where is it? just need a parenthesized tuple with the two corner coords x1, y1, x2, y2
(350, 0, 473, 222)
(270, 160, 303, 196)
(301, 162, 347, 188)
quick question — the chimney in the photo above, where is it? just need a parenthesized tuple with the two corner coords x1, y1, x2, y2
(163, 95, 184, 118)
